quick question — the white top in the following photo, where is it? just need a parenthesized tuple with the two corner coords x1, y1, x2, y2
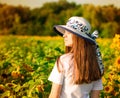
(48, 53, 103, 98)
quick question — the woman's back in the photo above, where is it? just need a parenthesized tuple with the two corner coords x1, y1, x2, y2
(48, 53, 103, 98)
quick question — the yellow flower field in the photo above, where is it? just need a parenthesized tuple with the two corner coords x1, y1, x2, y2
(0, 34, 120, 98)
(102, 34, 120, 97)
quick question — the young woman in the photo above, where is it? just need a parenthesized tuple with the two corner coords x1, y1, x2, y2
(48, 16, 104, 98)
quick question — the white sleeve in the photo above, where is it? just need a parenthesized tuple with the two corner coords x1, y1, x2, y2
(48, 62, 64, 85)
(92, 79, 103, 90)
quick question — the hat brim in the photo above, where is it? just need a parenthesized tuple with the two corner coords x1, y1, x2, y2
(53, 25, 96, 45)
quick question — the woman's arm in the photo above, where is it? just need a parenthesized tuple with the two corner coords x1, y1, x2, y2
(49, 83, 62, 98)
(90, 90, 100, 98)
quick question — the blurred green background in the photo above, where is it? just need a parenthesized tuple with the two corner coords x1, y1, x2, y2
(0, 0, 120, 38)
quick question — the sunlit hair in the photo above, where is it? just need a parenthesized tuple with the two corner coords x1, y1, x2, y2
(72, 34, 101, 84)
(57, 33, 102, 84)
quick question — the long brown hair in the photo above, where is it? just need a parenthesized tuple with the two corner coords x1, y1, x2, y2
(57, 34, 101, 84)
(72, 34, 101, 84)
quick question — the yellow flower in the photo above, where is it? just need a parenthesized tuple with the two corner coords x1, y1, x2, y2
(108, 72, 114, 81)
(115, 51, 119, 56)
(115, 56, 120, 70)
(116, 57, 120, 64)
(107, 81, 113, 85)
(114, 92, 119, 96)
(109, 65, 113, 70)
(104, 85, 114, 93)
(113, 75, 119, 81)
(111, 34, 120, 49)
(102, 77, 107, 84)
(0, 84, 5, 92)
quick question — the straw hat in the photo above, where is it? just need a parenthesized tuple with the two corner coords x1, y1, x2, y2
(53, 16, 96, 44)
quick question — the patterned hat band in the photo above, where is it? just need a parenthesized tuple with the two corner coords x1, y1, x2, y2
(66, 18, 90, 34)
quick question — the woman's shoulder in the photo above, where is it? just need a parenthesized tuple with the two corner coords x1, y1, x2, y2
(60, 53, 73, 60)
(59, 53, 73, 64)
(59, 53, 73, 71)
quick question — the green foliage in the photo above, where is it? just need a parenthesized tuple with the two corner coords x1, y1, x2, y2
(100, 22, 119, 38)
(0, 36, 64, 98)
(0, 1, 120, 37)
